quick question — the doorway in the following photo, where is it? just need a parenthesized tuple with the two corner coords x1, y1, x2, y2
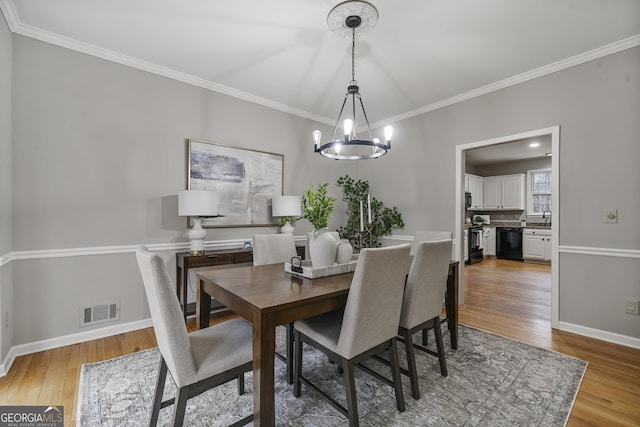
(455, 126, 560, 328)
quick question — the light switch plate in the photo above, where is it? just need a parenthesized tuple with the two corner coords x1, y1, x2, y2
(605, 209, 618, 223)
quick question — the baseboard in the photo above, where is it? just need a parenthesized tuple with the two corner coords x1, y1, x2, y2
(0, 318, 153, 378)
(558, 321, 640, 349)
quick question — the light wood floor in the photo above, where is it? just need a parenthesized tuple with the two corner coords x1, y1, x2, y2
(1, 259, 639, 426)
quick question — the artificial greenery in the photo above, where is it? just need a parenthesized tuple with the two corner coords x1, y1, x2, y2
(336, 175, 404, 251)
(302, 182, 336, 230)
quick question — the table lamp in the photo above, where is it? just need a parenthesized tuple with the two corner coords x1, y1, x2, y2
(178, 190, 219, 255)
(272, 195, 301, 234)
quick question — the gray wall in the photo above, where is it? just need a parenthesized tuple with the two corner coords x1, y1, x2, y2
(357, 47, 640, 339)
(0, 13, 13, 363)
(8, 35, 357, 345)
(2, 28, 639, 353)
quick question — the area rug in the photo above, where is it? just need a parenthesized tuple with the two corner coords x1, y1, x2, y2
(77, 324, 587, 426)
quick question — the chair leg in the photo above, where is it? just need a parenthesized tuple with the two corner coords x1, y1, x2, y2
(389, 339, 406, 412)
(433, 318, 448, 377)
(422, 328, 428, 346)
(237, 373, 245, 395)
(343, 359, 359, 427)
(171, 385, 190, 427)
(149, 357, 168, 426)
(293, 330, 303, 398)
(401, 328, 420, 400)
(286, 323, 294, 384)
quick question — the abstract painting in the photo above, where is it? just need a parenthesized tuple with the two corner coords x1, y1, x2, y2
(187, 139, 283, 227)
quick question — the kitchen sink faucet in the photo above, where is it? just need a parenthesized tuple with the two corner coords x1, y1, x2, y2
(542, 210, 552, 226)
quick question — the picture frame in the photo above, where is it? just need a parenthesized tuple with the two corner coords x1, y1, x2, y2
(187, 138, 283, 228)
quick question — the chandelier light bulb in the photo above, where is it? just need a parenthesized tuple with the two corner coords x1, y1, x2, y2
(343, 119, 353, 141)
(384, 125, 393, 142)
(313, 130, 322, 149)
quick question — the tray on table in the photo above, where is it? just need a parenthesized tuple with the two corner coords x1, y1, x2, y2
(284, 256, 358, 279)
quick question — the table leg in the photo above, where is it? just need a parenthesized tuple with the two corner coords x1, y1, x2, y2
(196, 278, 211, 329)
(253, 313, 276, 426)
(445, 263, 459, 349)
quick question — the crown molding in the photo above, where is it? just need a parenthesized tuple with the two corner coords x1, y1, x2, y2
(2, 1, 639, 130)
(370, 34, 640, 129)
(1, 0, 334, 127)
(0, 0, 18, 31)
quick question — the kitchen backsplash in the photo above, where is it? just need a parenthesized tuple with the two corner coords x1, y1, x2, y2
(466, 210, 549, 226)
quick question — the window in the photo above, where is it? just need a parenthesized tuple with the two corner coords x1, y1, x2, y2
(527, 168, 552, 215)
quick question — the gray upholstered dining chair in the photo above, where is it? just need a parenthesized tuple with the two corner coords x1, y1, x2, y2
(252, 233, 299, 383)
(399, 239, 452, 399)
(136, 246, 253, 427)
(252, 233, 298, 266)
(293, 244, 411, 426)
(412, 231, 453, 345)
(411, 230, 453, 256)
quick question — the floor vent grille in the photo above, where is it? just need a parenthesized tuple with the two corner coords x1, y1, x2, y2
(80, 302, 120, 326)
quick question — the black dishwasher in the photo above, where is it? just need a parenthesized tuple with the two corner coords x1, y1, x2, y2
(496, 227, 523, 261)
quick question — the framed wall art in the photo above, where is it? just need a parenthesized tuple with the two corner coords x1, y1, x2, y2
(187, 138, 283, 227)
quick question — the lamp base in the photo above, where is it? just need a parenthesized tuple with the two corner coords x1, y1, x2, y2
(188, 217, 207, 256)
(280, 221, 295, 234)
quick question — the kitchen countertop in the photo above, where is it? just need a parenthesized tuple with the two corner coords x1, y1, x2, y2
(473, 223, 551, 229)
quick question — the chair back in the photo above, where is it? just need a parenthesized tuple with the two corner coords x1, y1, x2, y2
(337, 244, 411, 359)
(252, 234, 298, 266)
(136, 246, 196, 386)
(399, 240, 452, 330)
(411, 230, 453, 256)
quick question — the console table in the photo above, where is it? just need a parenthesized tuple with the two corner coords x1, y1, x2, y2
(176, 245, 305, 322)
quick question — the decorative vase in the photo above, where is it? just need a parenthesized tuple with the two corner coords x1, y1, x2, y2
(309, 228, 338, 268)
(336, 239, 354, 264)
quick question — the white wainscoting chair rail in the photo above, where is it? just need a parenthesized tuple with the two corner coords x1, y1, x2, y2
(1, 239, 639, 264)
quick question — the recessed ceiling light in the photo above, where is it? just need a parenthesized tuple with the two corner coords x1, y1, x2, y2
(529, 142, 540, 148)
(545, 152, 552, 156)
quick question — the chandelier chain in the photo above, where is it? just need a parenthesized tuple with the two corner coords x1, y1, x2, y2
(351, 27, 356, 83)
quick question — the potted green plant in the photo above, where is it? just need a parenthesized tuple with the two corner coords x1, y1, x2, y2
(336, 175, 404, 251)
(302, 182, 337, 267)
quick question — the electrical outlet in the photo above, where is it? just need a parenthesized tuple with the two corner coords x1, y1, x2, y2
(625, 299, 639, 315)
(605, 209, 618, 224)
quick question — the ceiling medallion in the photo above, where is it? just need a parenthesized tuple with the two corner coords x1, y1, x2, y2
(313, 1, 393, 160)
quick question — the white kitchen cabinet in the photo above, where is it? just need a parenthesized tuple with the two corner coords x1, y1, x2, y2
(523, 228, 552, 262)
(483, 174, 525, 210)
(465, 173, 484, 209)
(483, 226, 495, 256)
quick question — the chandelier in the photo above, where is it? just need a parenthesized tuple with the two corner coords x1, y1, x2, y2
(313, 1, 393, 160)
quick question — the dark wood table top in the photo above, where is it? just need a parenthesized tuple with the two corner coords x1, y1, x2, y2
(197, 263, 353, 318)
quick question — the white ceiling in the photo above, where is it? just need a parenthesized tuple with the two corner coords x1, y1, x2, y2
(2, 0, 640, 129)
(465, 136, 552, 166)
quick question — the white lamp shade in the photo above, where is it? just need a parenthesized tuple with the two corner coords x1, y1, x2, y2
(178, 190, 219, 217)
(272, 196, 301, 217)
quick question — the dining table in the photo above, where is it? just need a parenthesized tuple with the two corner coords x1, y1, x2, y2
(196, 260, 459, 426)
